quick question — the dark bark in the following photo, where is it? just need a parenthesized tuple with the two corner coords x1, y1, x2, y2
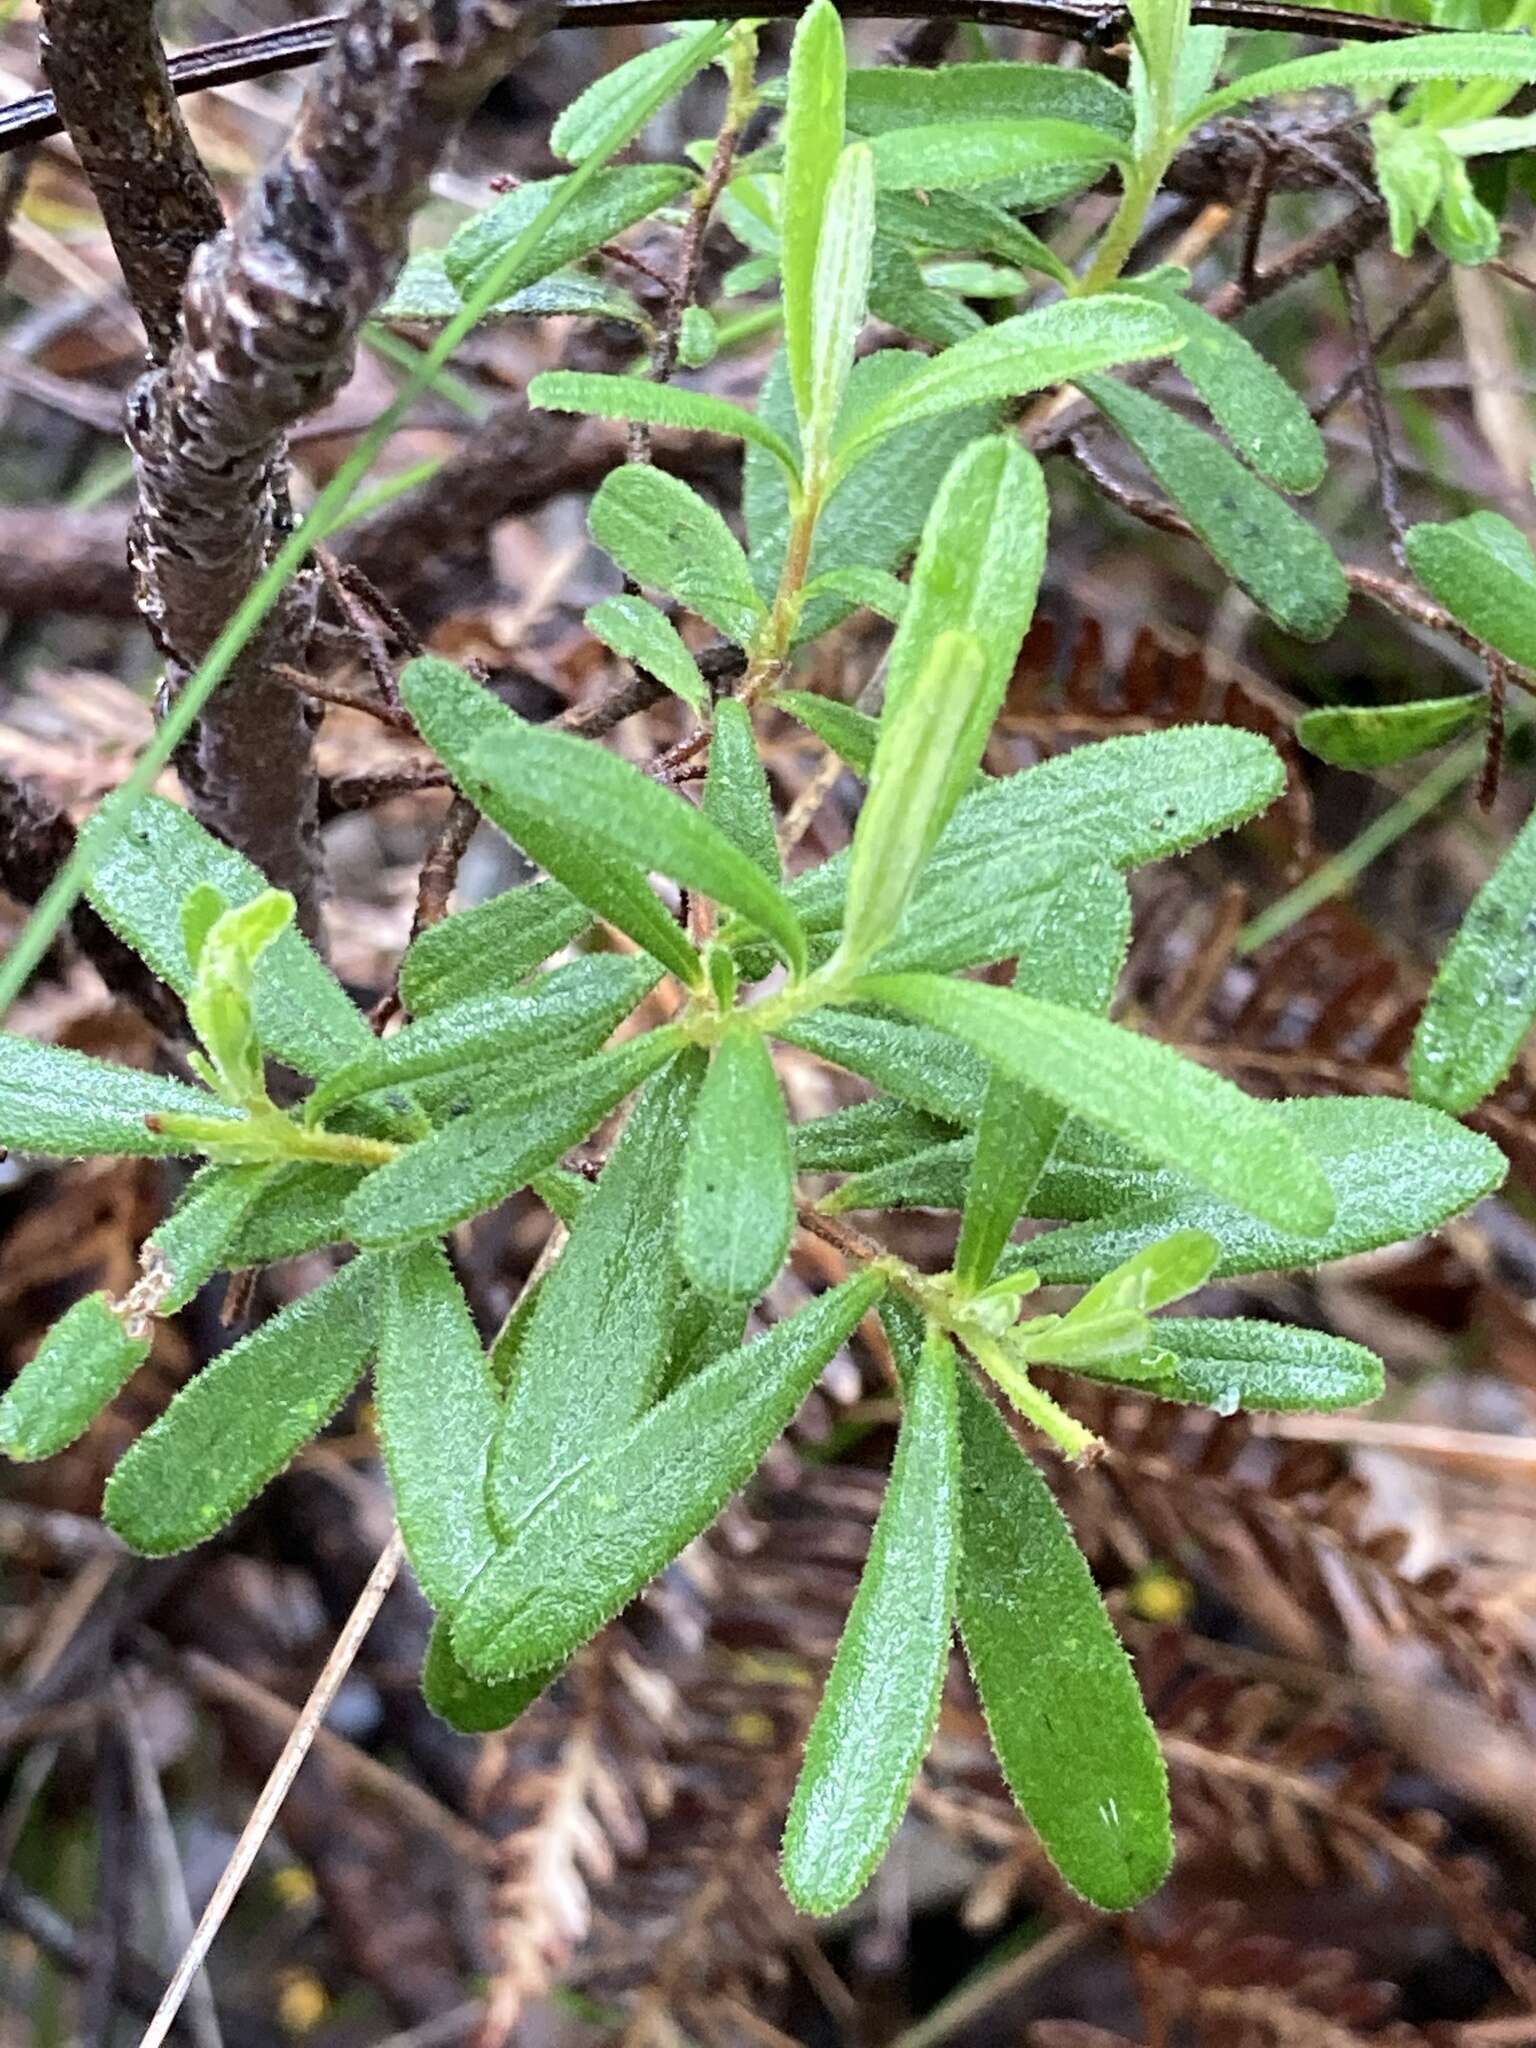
(38, 0, 223, 364)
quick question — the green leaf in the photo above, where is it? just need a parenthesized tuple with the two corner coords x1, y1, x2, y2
(857, 973, 1336, 1234)
(781, 1006, 990, 1124)
(443, 165, 693, 301)
(804, 143, 877, 471)
(1023, 1095, 1506, 1282)
(400, 880, 591, 1019)
(589, 465, 767, 649)
(869, 235, 986, 347)
(375, 1244, 501, 1611)
(423, 1616, 557, 1733)
(705, 699, 780, 879)
(839, 59, 1133, 140)
(678, 304, 718, 368)
(378, 249, 646, 329)
(222, 1162, 365, 1266)
(869, 842, 1077, 977)
(0, 1294, 150, 1462)
(586, 595, 708, 716)
(490, 1052, 704, 1532)
(955, 865, 1130, 1289)
(776, 724, 1284, 944)
(83, 797, 373, 1080)
(530, 371, 799, 481)
(745, 348, 1000, 645)
(104, 1258, 379, 1555)
(1411, 804, 1536, 1113)
(1017, 1225, 1218, 1368)
(306, 956, 658, 1124)
(782, 1325, 959, 1914)
(341, 1029, 683, 1250)
(552, 23, 723, 161)
(879, 187, 1074, 287)
(881, 433, 1049, 732)
(1404, 512, 1536, 669)
(1126, 282, 1326, 493)
(0, 1034, 241, 1159)
(781, 0, 848, 435)
(955, 1374, 1171, 1908)
(1068, 1226, 1218, 1319)
(186, 889, 295, 1108)
(833, 296, 1182, 473)
(662, 1287, 752, 1394)
(452, 1270, 887, 1679)
(869, 117, 1128, 193)
(1106, 1316, 1384, 1413)
(458, 700, 808, 982)
(777, 689, 881, 775)
(146, 1163, 277, 1312)
(793, 1098, 955, 1174)
(797, 565, 909, 623)
(1298, 694, 1485, 769)
(839, 631, 988, 970)
(820, 1134, 973, 1215)
(1190, 33, 1536, 129)
(1079, 375, 1347, 642)
(678, 1024, 794, 1303)
(400, 655, 702, 986)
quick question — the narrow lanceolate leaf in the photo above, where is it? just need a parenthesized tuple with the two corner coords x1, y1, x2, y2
(1128, 284, 1326, 493)
(870, 843, 1072, 977)
(679, 1025, 795, 1303)
(306, 956, 658, 1122)
(82, 797, 373, 1080)
(341, 1030, 683, 1250)
(883, 433, 1049, 732)
(146, 1163, 277, 1312)
(453, 701, 808, 979)
(1191, 33, 1536, 128)
(781, 0, 848, 435)
(780, 1006, 991, 1125)
(1404, 513, 1536, 671)
(857, 973, 1336, 1235)
(955, 1374, 1172, 1909)
(783, 1326, 958, 1915)
(0, 1034, 241, 1159)
(1079, 376, 1347, 643)
(551, 22, 723, 161)
(0, 1294, 149, 1462)
(376, 1245, 501, 1611)
(531, 373, 799, 481)
(422, 1617, 557, 1735)
(834, 296, 1182, 471)
(796, 565, 909, 624)
(491, 1052, 704, 1534)
(1411, 807, 1536, 1115)
(1022, 1096, 1506, 1283)
(793, 1098, 955, 1175)
(838, 59, 1132, 139)
(955, 866, 1130, 1291)
(821, 1134, 973, 1216)
(590, 466, 767, 649)
(775, 725, 1284, 944)
(399, 879, 590, 1018)
(705, 699, 780, 880)
(777, 689, 881, 776)
(453, 1270, 886, 1680)
(401, 655, 701, 986)
(838, 631, 988, 971)
(1102, 1318, 1384, 1414)
(442, 164, 694, 300)
(222, 1162, 365, 1266)
(104, 1258, 378, 1555)
(868, 117, 1127, 192)
(1298, 694, 1485, 770)
(586, 595, 708, 716)
(804, 143, 876, 472)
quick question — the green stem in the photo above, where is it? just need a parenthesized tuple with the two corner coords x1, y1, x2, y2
(963, 1329, 1102, 1459)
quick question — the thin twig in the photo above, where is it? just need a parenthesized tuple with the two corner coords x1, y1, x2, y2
(137, 1528, 405, 2048)
(1339, 257, 1408, 558)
